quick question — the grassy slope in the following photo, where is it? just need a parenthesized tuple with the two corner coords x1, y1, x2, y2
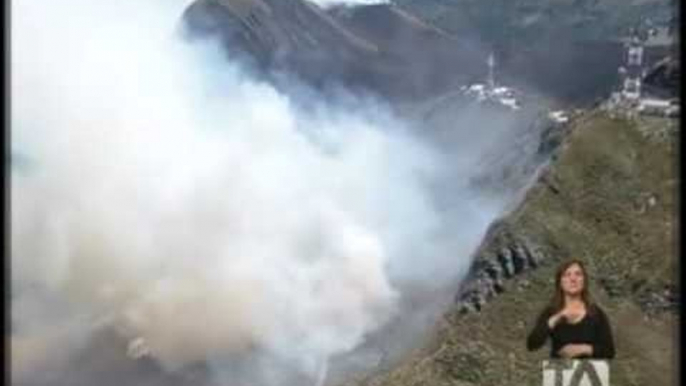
(346, 111, 678, 386)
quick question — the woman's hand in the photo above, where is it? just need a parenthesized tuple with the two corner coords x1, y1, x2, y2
(548, 308, 573, 329)
(547, 312, 563, 329)
(558, 344, 593, 358)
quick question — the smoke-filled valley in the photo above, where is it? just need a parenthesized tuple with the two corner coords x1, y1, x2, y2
(11, 1, 558, 386)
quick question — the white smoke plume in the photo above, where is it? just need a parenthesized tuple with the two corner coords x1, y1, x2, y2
(11, 0, 508, 385)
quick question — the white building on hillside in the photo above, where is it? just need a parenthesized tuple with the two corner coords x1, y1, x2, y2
(459, 52, 522, 111)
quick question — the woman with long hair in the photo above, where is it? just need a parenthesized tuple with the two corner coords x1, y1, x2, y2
(527, 259, 615, 359)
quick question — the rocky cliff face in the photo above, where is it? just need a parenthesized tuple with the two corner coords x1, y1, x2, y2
(183, 0, 379, 70)
(182, 0, 487, 99)
(454, 221, 547, 314)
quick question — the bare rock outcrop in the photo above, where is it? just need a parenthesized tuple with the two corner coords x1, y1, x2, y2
(455, 221, 547, 314)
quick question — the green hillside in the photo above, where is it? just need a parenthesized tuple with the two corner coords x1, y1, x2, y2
(344, 110, 678, 386)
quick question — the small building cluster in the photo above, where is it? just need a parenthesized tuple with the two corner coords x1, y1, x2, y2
(605, 27, 679, 119)
(459, 52, 522, 111)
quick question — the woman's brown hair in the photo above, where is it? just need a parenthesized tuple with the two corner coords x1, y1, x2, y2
(548, 259, 595, 315)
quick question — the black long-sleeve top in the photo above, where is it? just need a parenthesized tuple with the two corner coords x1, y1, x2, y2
(526, 304, 615, 359)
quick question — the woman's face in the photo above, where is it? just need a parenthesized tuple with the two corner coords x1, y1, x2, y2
(561, 263, 585, 296)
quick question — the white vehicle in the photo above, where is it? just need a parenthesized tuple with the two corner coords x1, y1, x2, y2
(548, 110, 569, 123)
(499, 97, 521, 110)
(638, 98, 679, 117)
(467, 84, 486, 93)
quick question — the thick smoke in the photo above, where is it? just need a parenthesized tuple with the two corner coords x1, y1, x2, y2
(11, 0, 511, 385)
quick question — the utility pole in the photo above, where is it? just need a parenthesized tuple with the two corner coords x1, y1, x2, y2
(487, 51, 496, 90)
